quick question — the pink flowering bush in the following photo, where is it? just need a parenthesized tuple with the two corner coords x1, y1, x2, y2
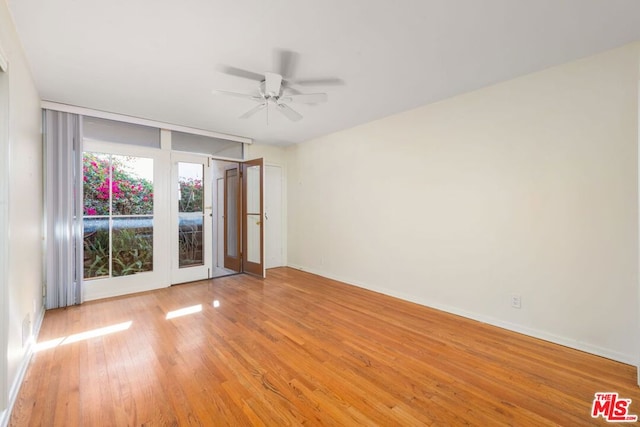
(179, 177, 203, 213)
(83, 153, 154, 278)
(83, 153, 207, 278)
(83, 153, 153, 216)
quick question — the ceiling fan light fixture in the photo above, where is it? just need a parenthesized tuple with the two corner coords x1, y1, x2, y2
(214, 50, 341, 122)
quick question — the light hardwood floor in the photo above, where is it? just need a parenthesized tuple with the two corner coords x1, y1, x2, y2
(10, 267, 640, 426)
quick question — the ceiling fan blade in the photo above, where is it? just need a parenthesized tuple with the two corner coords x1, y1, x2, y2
(276, 103, 303, 122)
(239, 103, 267, 119)
(276, 49, 299, 79)
(280, 93, 328, 104)
(264, 72, 283, 97)
(292, 77, 344, 86)
(282, 84, 303, 95)
(218, 65, 264, 82)
(212, 89, 262, 101)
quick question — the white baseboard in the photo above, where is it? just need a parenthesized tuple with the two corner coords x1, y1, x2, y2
(83, 280, 169, 302)
(287, 264, 636, 366)
(0, 306, 45, 427)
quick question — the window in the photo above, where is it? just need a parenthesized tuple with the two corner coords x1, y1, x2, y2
(83, 153, 154, 279)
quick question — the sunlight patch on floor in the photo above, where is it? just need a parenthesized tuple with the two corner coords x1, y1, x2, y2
(166, 304, 202, 319)
(34, 321, 133, 352)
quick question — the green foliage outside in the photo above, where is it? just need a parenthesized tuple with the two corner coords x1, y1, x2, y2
(84, 227, 153, 278)
(179, 177, 203, 213)
(83, 153, 154, 278)
(83, 153, 206, 279)
(83, 153, 153, 216)
(178, 176, 204, 266)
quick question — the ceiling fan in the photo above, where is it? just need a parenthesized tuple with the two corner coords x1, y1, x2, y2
(213, 49, 343, 122)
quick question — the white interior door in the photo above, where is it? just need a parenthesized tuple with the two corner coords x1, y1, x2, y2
(265, 165, 283, 268)
(171, 153, 212, 284)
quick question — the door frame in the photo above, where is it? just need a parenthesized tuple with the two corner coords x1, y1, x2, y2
(82, 141, 171, 301)
(0, 42, 9, 415)
(170, 152, 213, 284)
(221, 158, 266, 278)
(81, 145, 265, 298)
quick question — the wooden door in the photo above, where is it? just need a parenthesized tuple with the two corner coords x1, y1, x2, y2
(223, 166, 240, 271)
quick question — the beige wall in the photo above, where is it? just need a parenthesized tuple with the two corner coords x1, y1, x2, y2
(287, 43, 640, 364)
(246, 143, 287, 166)
(0, 0, 43, 422)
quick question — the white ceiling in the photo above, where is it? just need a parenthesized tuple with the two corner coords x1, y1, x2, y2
(7, 0, 640, 146)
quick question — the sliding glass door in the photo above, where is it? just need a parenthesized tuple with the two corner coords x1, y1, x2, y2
(83, 153, 154, 279)
(82, 141, 170, 301)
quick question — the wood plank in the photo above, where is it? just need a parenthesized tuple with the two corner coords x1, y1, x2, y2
(9, 267, 640, 426)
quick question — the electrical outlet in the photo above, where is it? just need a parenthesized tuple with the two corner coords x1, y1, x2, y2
(511, 294, 522, 309)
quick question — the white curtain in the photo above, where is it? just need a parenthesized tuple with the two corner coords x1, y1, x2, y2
(44, 110, 83, 309)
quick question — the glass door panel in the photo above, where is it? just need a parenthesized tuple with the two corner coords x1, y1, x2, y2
(83, 152, 111, 279)
(242, 158, 264, 277)
(112, 217, 153, 276)
(171, 153, 212, 284)
(224, 167, 240, 271)
(178, 162, 204, 267)
(83, 152, 154, 279)
(245, 165, 261, 264)
(82, 216, 109, 279)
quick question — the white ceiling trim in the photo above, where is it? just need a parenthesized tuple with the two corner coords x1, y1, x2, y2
(41, 101, 253, 144)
